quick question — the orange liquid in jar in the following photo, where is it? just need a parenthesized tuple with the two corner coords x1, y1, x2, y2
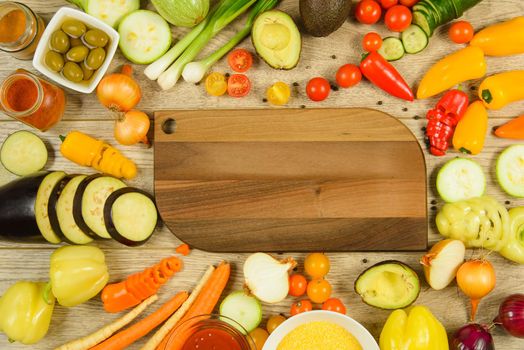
(182, 328, 244, 350)
(0, 9, 25, 44)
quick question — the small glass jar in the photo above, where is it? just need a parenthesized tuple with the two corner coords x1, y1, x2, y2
(164, 314, 253, 350)
(0, 69, 66, 131)
(0, 2, 45, 60)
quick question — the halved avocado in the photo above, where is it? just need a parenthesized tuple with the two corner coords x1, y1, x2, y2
(354, 260, 420, 309)
(252, 10, 301, 70)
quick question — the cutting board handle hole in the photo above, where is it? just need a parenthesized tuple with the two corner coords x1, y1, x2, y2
(162, 118, 177, 134)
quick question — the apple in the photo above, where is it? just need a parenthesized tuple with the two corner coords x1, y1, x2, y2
(421, 239, 466, 290)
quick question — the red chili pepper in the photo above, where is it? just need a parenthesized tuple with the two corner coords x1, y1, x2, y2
(360, 52, 414, 101)
(434, 89, 469, 120)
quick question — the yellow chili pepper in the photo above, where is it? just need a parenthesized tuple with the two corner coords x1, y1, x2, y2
(478, 70, 524, 110)
(417, 46, 486, 99)
(452, 101, 488, 155)
(470, 16, 524, 56)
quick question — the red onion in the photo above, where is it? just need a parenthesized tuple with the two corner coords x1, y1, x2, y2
(450, 324, 494, 350)
(495, 293, 524, 338)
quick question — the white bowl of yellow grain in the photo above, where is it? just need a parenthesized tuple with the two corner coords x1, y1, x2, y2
(262, 310, 379, 350)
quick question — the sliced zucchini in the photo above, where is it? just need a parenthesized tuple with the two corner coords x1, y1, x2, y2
(118, 10, 172, 64)
(378, 37, 405, 61)
(86, 0, 140, 28)
(0, 131, 48, 176)
(104, 187, 157, 246)
(35, 171, 66, 244)
(436, 158, 486, 203)
(401, 25, 429, 54)
(56, 175, 93, 244)
(220, 291, 262, 334)
(73, 174, 126, 239)
(497, 145, 524, 197)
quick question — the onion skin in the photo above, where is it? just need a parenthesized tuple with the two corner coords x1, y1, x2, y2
(496, 294, 524, 338)
(97, 65, 141, 112)
(114, 110, 150, 146)
(450, 324, 494, 350)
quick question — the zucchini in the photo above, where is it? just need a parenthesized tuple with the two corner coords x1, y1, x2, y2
(0, 131, 48, 176)
(401, 25, 429, 54)
(413, 0, 483, 36)
(220, 291, 262, 334)
(497, 145, 524, 197)
(104, 187, 157, 246)
(378, 37, 405, 61)
(436, 158, 486, 203)
(35, 171, 66, 244)
(66, 0, 140, 28)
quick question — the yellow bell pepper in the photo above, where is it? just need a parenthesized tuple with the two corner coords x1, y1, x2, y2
(417, 46, 486, 99)
(479, 70, 524, 110)
(500, 208, 524, 264)
(470, 17, 524, 56)
(379, 305, 449, 350)
(50, 245, 109, 307)
(452, 101, 488, 155)
(0, 281, 55, 344)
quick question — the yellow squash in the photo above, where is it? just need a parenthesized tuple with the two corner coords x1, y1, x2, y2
(453, 101, 488, 155)
(479, 70, 524, 110)
(471, 16, 524, 56)
(417, 46, 486, 99)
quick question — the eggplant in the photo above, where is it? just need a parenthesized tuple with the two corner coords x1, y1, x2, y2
(48, 175, 76, 244)
(35, 171, 67, 244)
(104, 187, 158, 246)
(0, 172, 49, 241)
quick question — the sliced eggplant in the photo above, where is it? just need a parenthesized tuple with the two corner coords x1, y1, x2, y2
(73, 174, 126, 239)
(104, 187, 157, 246)
(35, 171, 67, 244)
(0, 172, 48, 241)
(48, 175, 76, 244)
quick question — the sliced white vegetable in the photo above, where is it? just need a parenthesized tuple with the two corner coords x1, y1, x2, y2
(220, 291, 262, 334)
(0, 131, 48, 176)
(436, 158, 486, 202)
(497, 145, 524, 197)
(86, 0, 140, 28)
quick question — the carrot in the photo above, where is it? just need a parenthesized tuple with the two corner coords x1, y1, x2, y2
(141, 266, 215, 350)
(175, 244, 191, 256)
(55, 295, 158, 350)
(90, 292, 188, 350)
(159, 261, 231, 350)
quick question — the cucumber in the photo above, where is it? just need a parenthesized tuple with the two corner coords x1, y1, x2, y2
(437, 158, 486, 203)
(0, 131, 48, 176)
(401, 25, 429, 54)
(412, 11, 434, 37)
(497, 145, 524, 197)
(413, 0, 483, 36)
(220, 291, 262, 334)
(118, 10, 172, 64)
(378, 37, 405, 61)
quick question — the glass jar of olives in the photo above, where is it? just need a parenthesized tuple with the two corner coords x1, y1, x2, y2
(0, 70, 65, 131)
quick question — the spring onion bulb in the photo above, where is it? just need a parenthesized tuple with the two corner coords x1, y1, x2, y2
(182, 0, 278, 83)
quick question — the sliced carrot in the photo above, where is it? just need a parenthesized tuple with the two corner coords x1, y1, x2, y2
(175, 244, 191, 256)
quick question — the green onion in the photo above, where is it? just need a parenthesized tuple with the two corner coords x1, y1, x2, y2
(182, 0, 278, 83)
(157, 0, 257, 90)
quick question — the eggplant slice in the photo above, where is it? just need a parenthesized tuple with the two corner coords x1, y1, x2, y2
(0, 172, 49, 241)
(104, 188, 158, 246)
(35, 171, 66, 244)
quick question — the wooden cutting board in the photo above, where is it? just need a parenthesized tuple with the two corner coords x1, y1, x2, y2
(154, 109, 427, 252)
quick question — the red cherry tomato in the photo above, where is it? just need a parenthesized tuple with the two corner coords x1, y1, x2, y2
(290, 300, 313, 316)
(399, 0, 419, 6)
(355, 0, 382, 25)
(228, 48, 253, 73)
(227, 74, 251, 97)
(449, 21, 475, 44)
(288, 274, 307, 297)
(322, 298, 347, 314)
(362, 32, 383, 52)
(385, 5, 412, 32)
(380, 0, 398, 9)
(336, 64, 362, 88)
(306, 77, 331, 102)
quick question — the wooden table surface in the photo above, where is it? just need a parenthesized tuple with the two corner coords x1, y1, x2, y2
(1, 1, 523, 349)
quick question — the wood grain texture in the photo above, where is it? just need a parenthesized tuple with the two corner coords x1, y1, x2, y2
(0, 0, 523, 349)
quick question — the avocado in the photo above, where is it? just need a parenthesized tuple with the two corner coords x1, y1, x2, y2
(300, 0, 352, 37)
(252, 10, 301, 70)
(354, 260, 420, 309)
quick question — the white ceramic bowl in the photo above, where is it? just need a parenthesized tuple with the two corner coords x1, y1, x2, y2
(263, 310, 379, 350)
(32, 7, 119, 93)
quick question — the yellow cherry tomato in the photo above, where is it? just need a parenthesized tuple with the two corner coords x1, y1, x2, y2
(205, 72, 228, 96)
(248, 327, 269, 350)
(307, 278, 332, 303)
(266, 314, 286, 334)
(266, 81, 291, 106)
(304, 252, 331, 278)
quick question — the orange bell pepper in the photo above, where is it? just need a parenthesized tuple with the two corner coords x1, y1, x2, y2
(495, 116, 524, 139)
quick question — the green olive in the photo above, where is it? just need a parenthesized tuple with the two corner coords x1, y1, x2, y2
(66, 45, 89, 62)
(63, 62, 83, 82)
(85, 47, 106, 70)
(49, 30, 70, 53)
(83, 29, 109, 47)
(81, 62, 94, 81)
(45, 51, 64, 72)
(70, 37, 83, 47)
(61, 19, 86, 38)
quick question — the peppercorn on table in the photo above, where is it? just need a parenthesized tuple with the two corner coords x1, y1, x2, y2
(1, 1, 524, 349)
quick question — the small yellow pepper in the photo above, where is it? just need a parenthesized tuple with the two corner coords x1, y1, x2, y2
(417, 46, 486, 99)
(478, 70, 524, 110)
(452, 101, 488, 155)
(470, 16, 524, 56)
(380, 305, 449, 350)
